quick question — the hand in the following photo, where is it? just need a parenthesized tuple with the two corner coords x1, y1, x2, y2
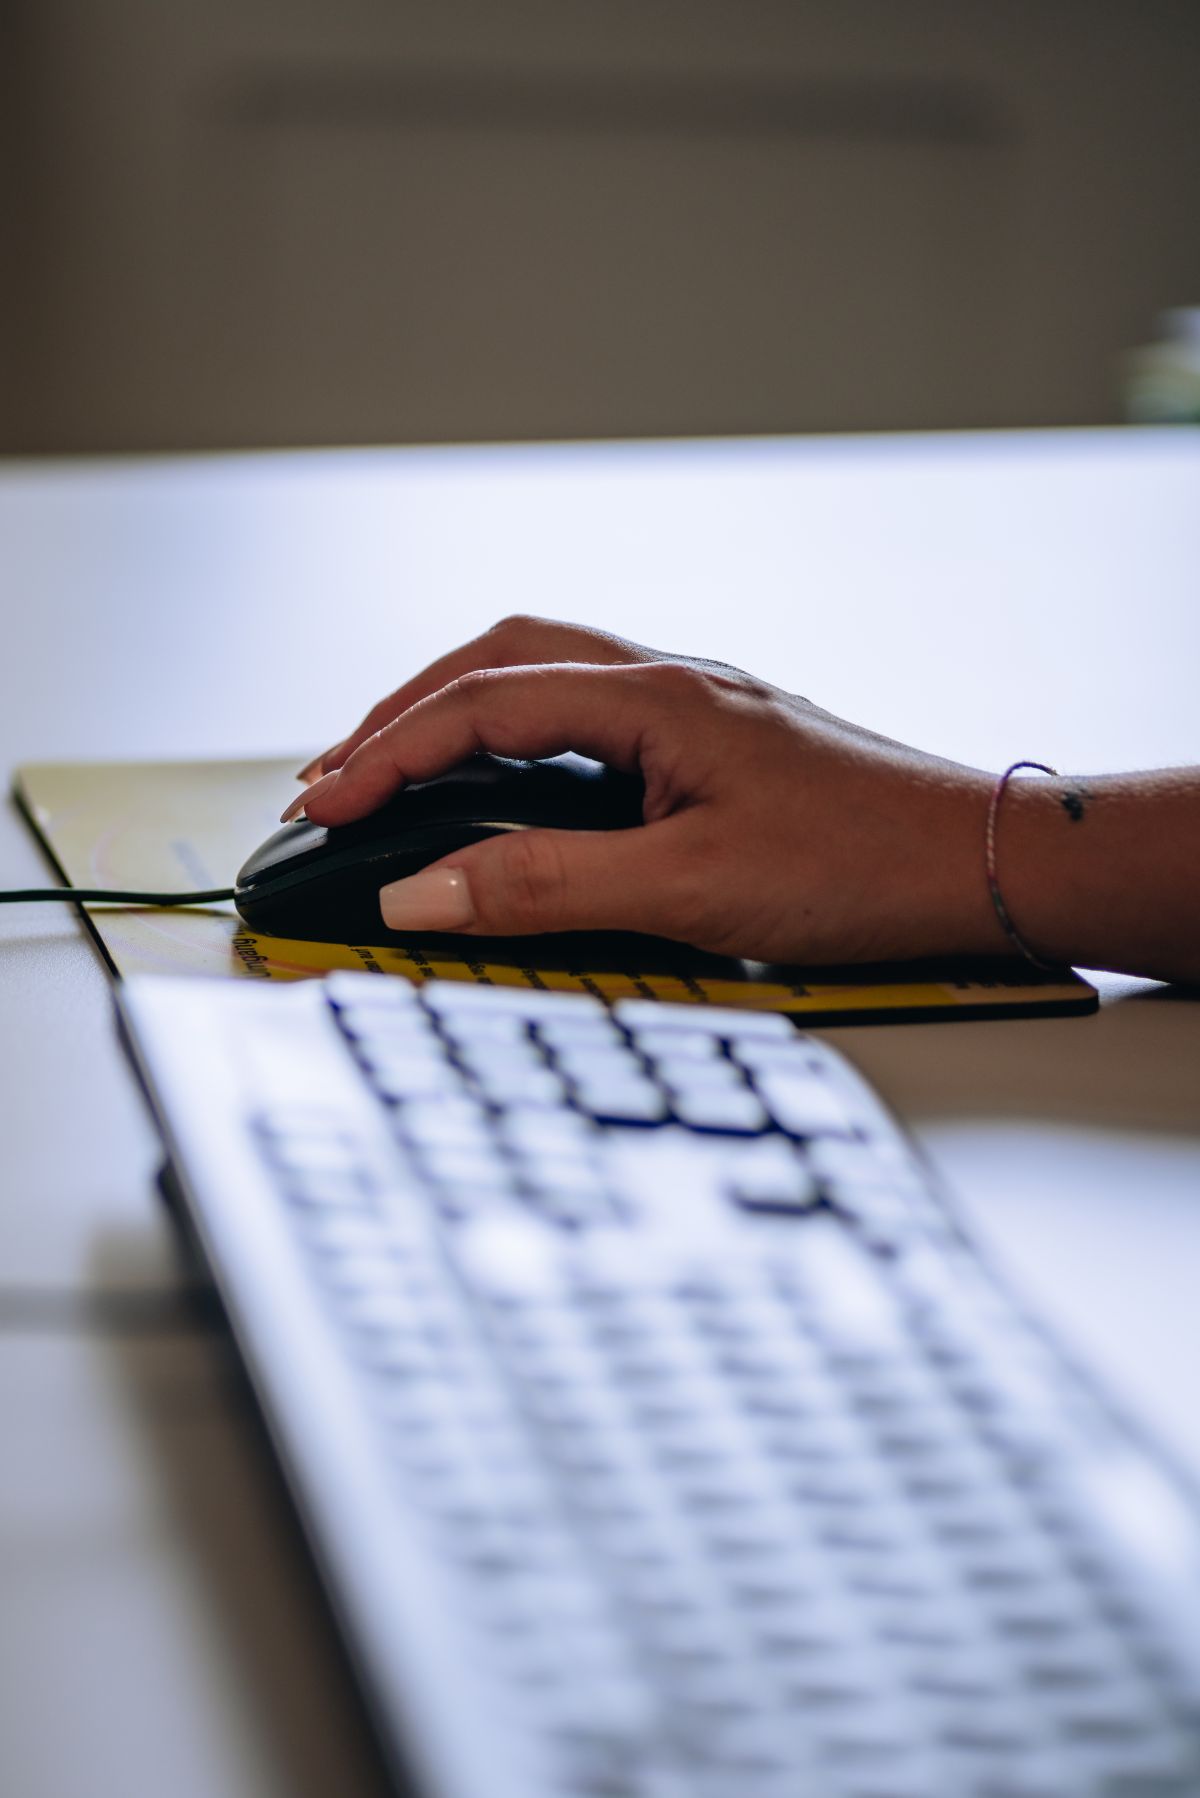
(290, 616, 1002, 964)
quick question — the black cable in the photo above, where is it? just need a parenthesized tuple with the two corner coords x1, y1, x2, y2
(0, 886, 236, 905)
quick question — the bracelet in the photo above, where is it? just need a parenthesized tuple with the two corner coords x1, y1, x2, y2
(985, 760, 1063, 971)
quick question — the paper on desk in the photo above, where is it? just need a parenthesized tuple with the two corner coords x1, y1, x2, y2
(13, 759, 1097, 1021)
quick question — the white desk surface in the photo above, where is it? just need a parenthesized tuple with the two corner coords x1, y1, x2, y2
(2, 428, 1198, 1797)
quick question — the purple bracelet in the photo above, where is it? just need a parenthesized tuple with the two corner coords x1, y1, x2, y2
(985, 760, 1063, 971)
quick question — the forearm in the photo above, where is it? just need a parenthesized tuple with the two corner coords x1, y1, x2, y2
(987, 769, 1200, 984)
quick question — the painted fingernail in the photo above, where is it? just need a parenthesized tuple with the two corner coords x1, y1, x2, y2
(280, 770, 338, 822)
(380, 867, 475, 932)
(295, 755, 325, 782)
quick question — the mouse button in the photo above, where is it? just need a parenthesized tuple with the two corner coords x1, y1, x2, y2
(543, 759, 643, 830)
(236, 818, 331, 888)
(411, 752, 518, 788)
(588, 765, 645, 829)
(406, 753, 643, 831)
(395, 754, 557, 818)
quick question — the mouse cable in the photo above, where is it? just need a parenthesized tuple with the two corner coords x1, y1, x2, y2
(0, 887, 236, 906)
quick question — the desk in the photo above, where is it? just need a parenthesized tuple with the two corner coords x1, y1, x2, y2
(2, 429, 1198, 1797)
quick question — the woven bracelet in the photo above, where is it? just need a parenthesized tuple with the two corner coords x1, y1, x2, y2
(985, 760, 1063, 972)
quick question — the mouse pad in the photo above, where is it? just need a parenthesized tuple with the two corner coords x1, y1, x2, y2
(13, 759, 1098, 1022)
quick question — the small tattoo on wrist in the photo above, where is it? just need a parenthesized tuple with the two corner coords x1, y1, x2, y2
(1059, 785, 1091, 823)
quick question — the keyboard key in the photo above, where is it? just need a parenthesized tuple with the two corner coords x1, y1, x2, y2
(254, 1101, 358, 1140)
(1021, 1642, 1134, 1691)
(1056, 1693, 1165, 1743)
(298, 1210, 397, 1256)
(811, 1700, 931, 1777)
(325, 972, 421, 1009)
(437, 1012, 533, 1046)
(613, 1001, 796, 1040)
(875, 1607, 974, 1655)
(680, 1283, 799, 1345)
(499, 1109, 596, 1154)
(623, 1388, 707, 1433)
(417, 1145, 516, 1191)
(603, 1339, 712, 1393)
(474, 1067, 568, 1108)
(283, 1166, 374, 1209)
(722, 1142, 819, 1213)
(395, 1095, 494, 1148)
(655, 1055, 747, 1092)
(519, 1150, 608, 1191)
(785, 1219, 908, 1349)
(363, 1056, 463, 1103)
(313, 1247, 409, 1297)
(825, 1763, 937, 1798)
(422, 984, 607, 1022)
(671, 1466, 769, 1517)
(806, 1136, 921, 1192)
(572, 1080, 670, 1127)
(898, 1638, 1014, 1702)
(685, 1720, 798, 1780)
(671, 1088, 769, 1135)
(643, 1608, 738, 1671)
(839, 1556, 947, 1606)
(783, 1657, 883, 1711)
(535, 1012, 626, 1045)
(628, 1027, 726, 1062)
(669, 1673, 767, 1733)
(554, 1045, 647, 1084)
(351, 1011, 448, 1053)
(454, 1036, 549, 1071)
(987, 1587, 1098, 1644)
(817, 1511, 914, 1559)
(1084, 1742, 1197, 1794)
(730, 1040, 829, 1076)
(754, 1071, 858, 1138)
(525, 1188, 620, 1230)
(338, 998, 439, 1037)
(269, 1132, 364, 1173)
(937, 1701, 1045, 1755)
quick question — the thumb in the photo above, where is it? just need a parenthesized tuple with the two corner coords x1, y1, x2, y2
(378, 820, 692, 939)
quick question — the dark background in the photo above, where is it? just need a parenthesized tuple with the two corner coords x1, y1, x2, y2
(3, 0, 1199, 454)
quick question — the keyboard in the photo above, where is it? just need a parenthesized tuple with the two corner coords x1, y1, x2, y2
(119, 973, 1200, 1798)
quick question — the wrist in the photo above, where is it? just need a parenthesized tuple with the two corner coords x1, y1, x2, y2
(982, 769, 1199, 980)
(887, 764, 1014, 963)
(905, 764, 1062, 967)
(984, 763, 1065, 969)
(991, 777, 1081, 967)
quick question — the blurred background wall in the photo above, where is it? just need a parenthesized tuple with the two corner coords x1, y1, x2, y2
(2, 0, 1199, 455)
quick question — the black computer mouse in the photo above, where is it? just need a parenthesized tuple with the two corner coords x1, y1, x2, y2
(234, 751, 646, 945)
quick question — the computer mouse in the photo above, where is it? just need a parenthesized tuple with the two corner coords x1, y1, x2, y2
(234, 751, 646, 945)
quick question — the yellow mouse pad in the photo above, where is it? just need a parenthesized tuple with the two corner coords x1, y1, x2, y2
(13, 759, 1097, 1022)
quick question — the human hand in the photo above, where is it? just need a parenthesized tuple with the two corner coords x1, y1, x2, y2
(289, 616, 1004, 965)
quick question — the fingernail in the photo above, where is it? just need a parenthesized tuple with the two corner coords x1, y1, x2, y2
(297, 736, 349, 782)
(380, 866, 475, 932)
(280, 770, 338, 822)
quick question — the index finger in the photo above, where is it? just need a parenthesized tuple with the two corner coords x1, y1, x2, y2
(301, 616, 658, 780)
(301, 662, 669, 826)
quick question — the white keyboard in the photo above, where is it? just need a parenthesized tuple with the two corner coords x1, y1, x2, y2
(119, 973, 1200, 1798)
